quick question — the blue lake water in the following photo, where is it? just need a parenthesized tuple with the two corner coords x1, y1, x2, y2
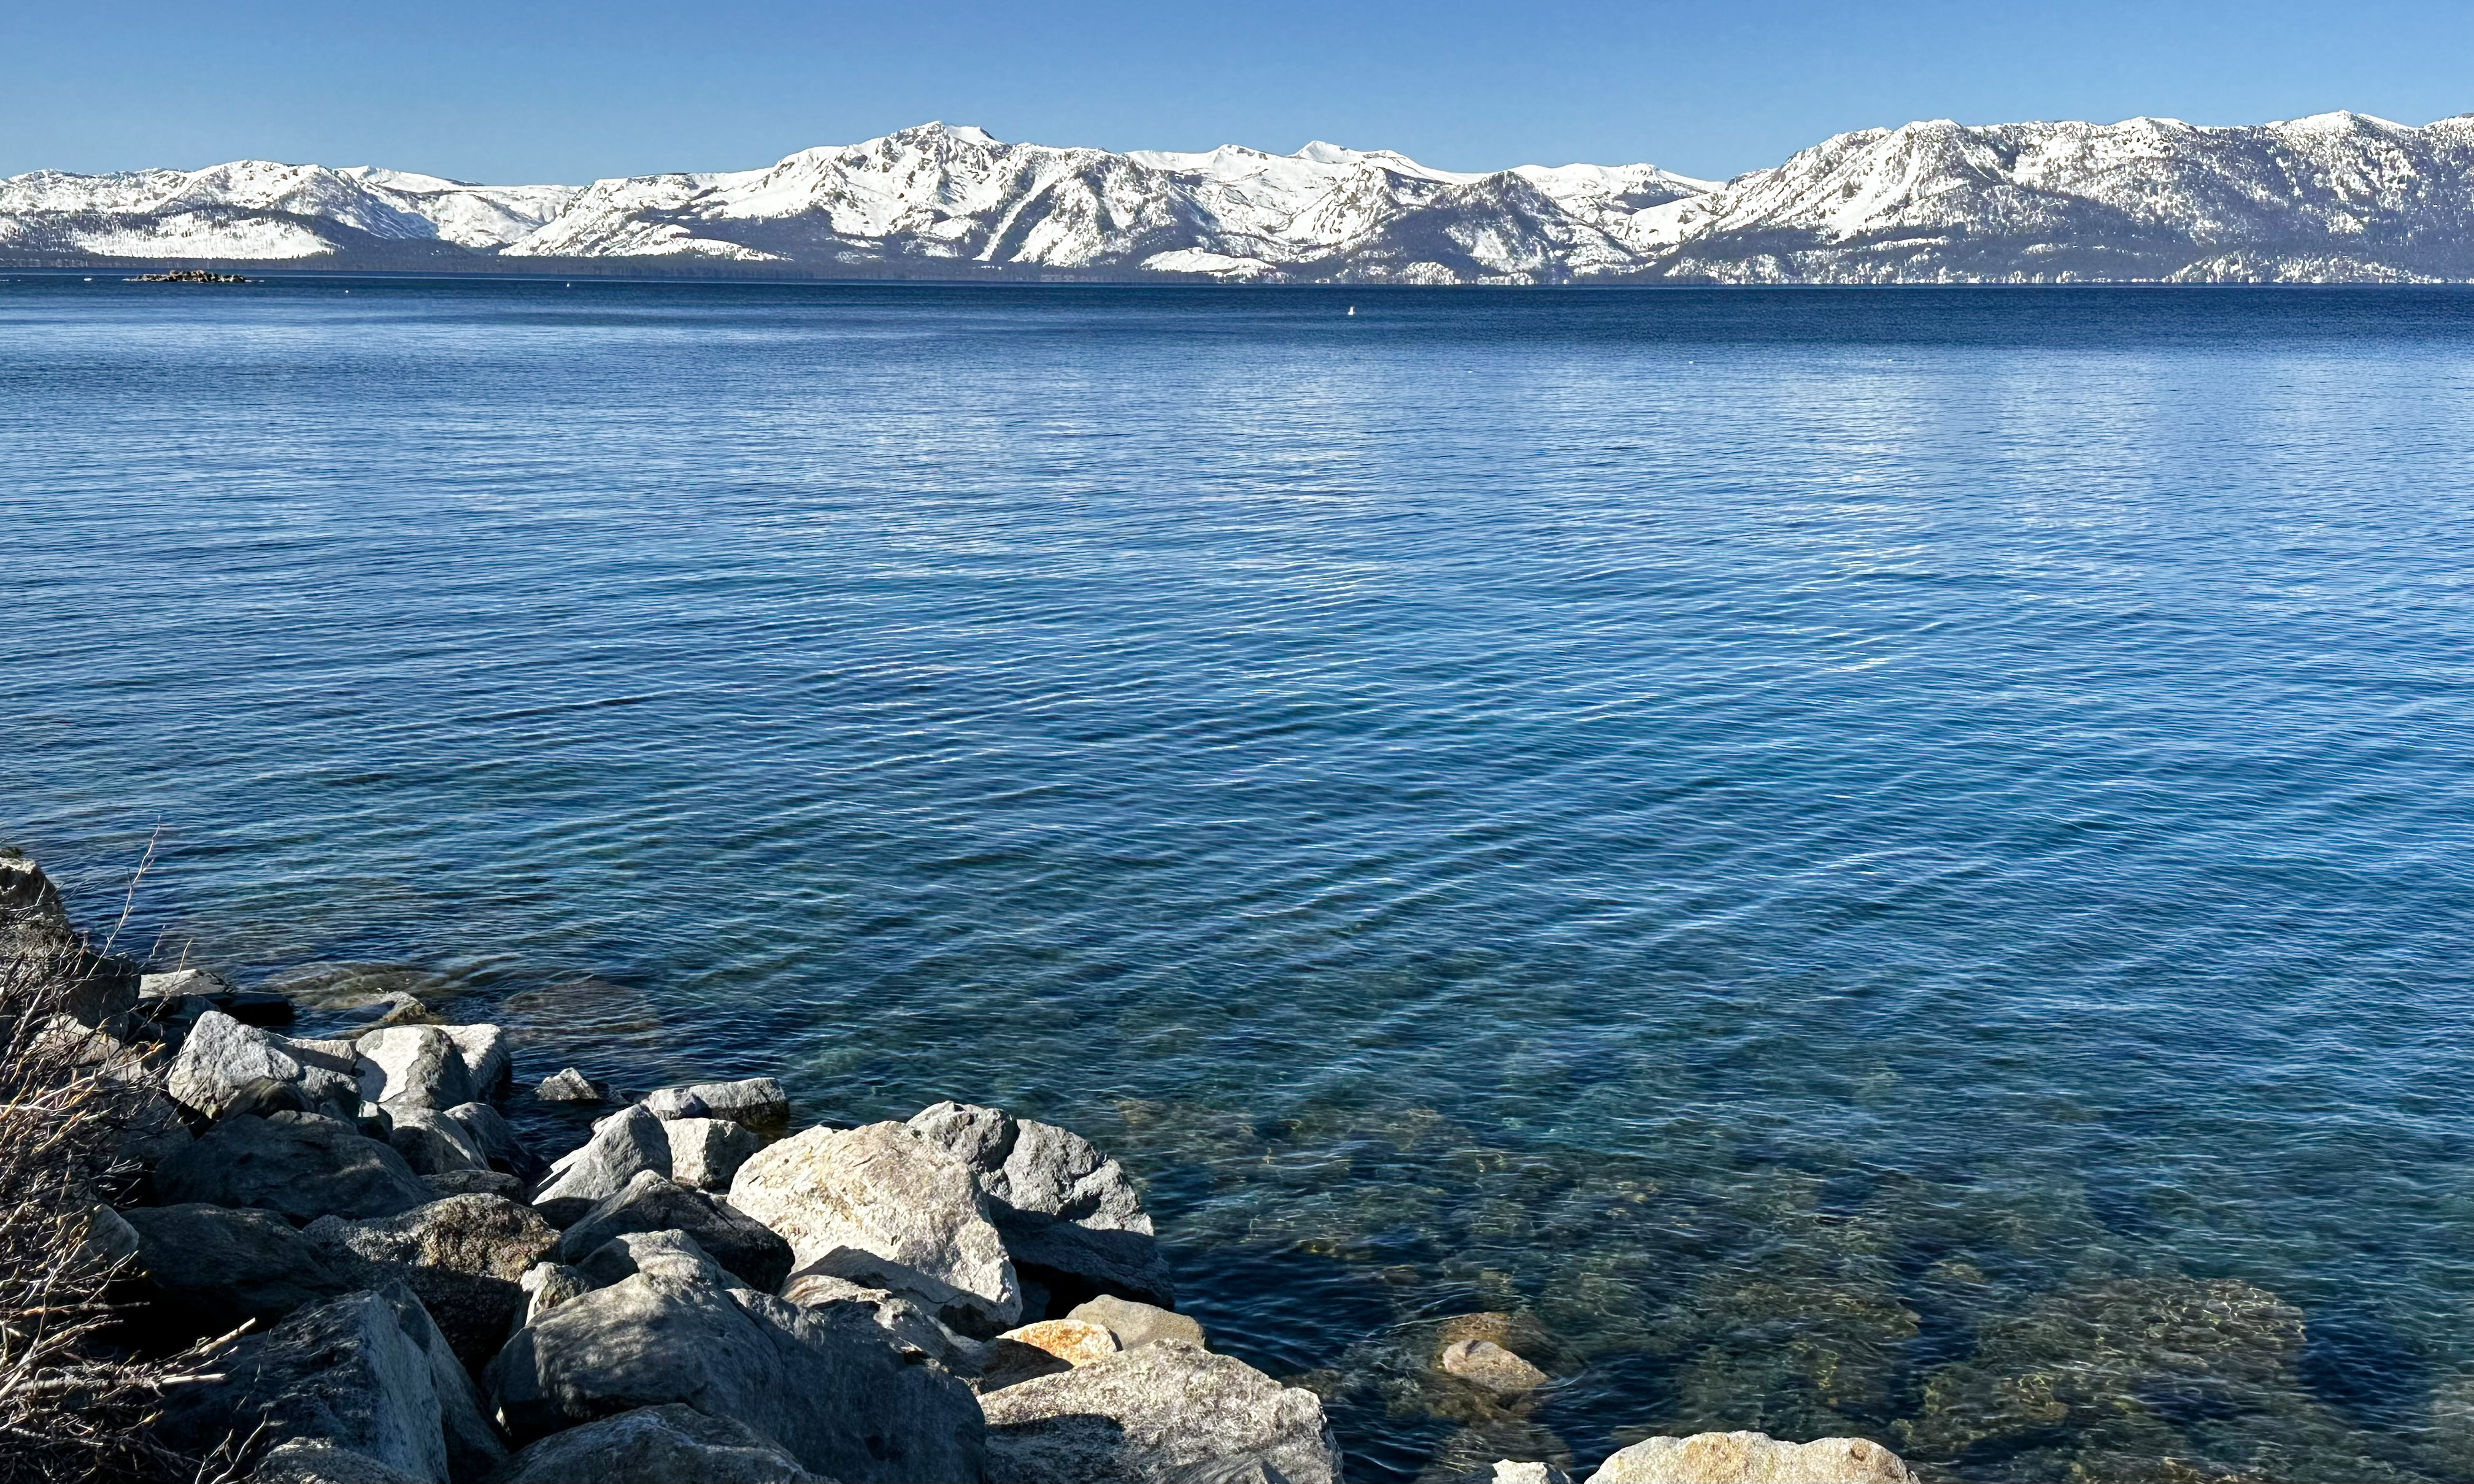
(7, 277, 2474, 1480)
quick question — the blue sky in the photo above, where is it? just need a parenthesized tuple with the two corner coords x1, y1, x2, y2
(9, 0, 2468, 183)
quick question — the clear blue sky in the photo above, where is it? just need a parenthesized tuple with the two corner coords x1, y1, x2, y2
(9, 0, 2468, 184)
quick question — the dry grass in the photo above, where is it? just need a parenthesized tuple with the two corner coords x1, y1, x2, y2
(0, 944, 230, 1484)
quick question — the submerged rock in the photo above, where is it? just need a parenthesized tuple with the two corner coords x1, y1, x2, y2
(910, 1100, 1174, 1310)
(553, 1169, 792, 1292)
(730, 1119, 1021, 1336)
(158, 1282, 504, 1484)
(487, 1272, 985, 1482)
(1443, 1337, 1551, 1394)
(155, 1111, 432, 1224)
(1586, 1431, 1915, 1483)
(486, 1402, 822, 1483)
(979, 1339, 1340, 1484)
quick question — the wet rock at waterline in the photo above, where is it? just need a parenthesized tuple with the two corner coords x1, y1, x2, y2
(165, 1010, 360, 1123)
(729, 1119, 1022, 1336)
(155, 1111, 434, 1224)
(535, 1066, 606, 1103)
(910, 1100, 1175, 1309)
(979, 1339, 1341, 1484)
(485, 1403, 823, 1483)
(642, 1075, 790, 1129)
(1442, 1337, 1551, 1394)
(1586, 1431, 1916, 1483)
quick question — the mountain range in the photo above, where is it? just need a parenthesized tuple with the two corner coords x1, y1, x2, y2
(8, 113, 2473, 283)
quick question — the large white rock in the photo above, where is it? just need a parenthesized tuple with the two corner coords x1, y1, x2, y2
(910, 1101, 1174, 1307)
(729, 1120, 1020, 1336)
(1586, 1432, 1916, 1483)
(663, 1115, 761, 1190)
(165, 1010, 360, 1122)
(354, 1025, 474, 1110)
(979, 1339, 1339, 1484)
(487, 1272, 984, 1482)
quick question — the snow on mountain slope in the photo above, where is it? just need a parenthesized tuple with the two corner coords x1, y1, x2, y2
(1626, 112, 2474, 282)
(10, 114, 2473, 281)
(0, 160, 579, 258)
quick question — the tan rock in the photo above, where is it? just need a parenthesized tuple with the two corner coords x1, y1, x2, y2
(1002, 1317, 1120, 1367)
(1587, 1431, 1915, 1483)
(1442, 1336, 1551, 1393)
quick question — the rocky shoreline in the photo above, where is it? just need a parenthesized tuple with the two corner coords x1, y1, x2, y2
(5, 850, 1919, 1484)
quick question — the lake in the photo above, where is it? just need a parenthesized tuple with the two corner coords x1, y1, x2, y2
(6, 276, 2474, 1480)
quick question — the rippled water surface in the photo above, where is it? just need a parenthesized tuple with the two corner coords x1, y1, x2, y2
(8, 278, 2474, 1480)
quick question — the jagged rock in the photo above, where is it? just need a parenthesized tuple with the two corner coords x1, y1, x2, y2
(1496, 1465, 1571, 1484)
(909, 1101, 1173, 1309)
(166, 1010, 360, 1122)
(1443, 1338, 1551, 1394)
(1586, 1432, 1916, 1483)
(553, 1170, 792, 1292)
(487, 1273, 984, 1482)
(780, 1266, 985, 1371)
(729, 1119, 1020, 1336)
(535, 1067, 606, 1103)
(140, 966, 236, 999)
(155, 1111, 432, 1224)
(485, 1403, 822, 1483)
(356, 1026, 476, 1111)
(439, 1025, 512, 1096)
(158, 1282, 505, 1484)
(979, 1339, 1339, 1483)
(124, 1204, 360, 1331)
(531, 1105, 669, 1226)
(388, 1107, 492, 1175)
(576, 1228, 734, 1290)
(515, 1262, 591, 1329)
(253, 1439, 425, 1483)
(425, 1169, 523, 1199)
(663, 1116, 760, 1190)
(641, 1077, 788, 1128)
(1069, 1294, 1206, 1351)
(303, 1194, 561, 1375)
(442, 1102, 540, 1177)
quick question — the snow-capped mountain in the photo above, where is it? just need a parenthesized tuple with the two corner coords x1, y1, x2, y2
(7, 113, 2473, 282)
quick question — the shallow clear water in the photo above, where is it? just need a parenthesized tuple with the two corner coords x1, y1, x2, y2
(7, 277, 2474, 1480)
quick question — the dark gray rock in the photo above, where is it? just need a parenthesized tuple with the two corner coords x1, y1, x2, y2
(253, 1439, 426, 1484)
(155, 1112, 433, 1225)
(576, 1229, 734, 1290)
(0, 853, 76, 966)
(423, 1170, 524, 1199)
(165, 1011, 360, 1123)
(640, 1077, 788, 1128)
(303, 1194, 559, 1375)
(158, 1282, 506, 1484)
(483, 1403, 819, 1483)
(978, 1340, 1339, 1484)
(531, 1105, 669, 1226)
(487, 1273, 983, 1483)
(124, 1204, 360, 1334)
(910, 1101, 1174, 1309)
(728, 1120, 1020, 1337)
(515, 1261, 590, 1332)
(1068, 1294, 1206, 1351)
(553, 1170, 792, 1292)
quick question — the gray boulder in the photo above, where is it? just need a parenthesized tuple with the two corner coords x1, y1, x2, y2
(303, 1194, 560, 1374)
(535, 1067, 606, 1103)
(123, 1204, 360, 1331)
(515, 1262, 591, 1330)
(442, 1102, 541, 1177)
(484, 1403, 819, 1483)
(155, 1112, 433, 1225)
(663, 1116, 761, 1190)
(553, 1170, 793, 1292)
(487, 1273, 984, 1482)
(1585, 1432, 1916, 1483)
(729, 1120, 1020, 1336)
(1495, 1464, 1571, 1484)
(424, 1170, 523, 1199)
(911, 1101, 1173, 1309)
(388, 1107, 492, 1175)
(439, 1025, 512, 1097)
(641, 1077, 788, 1128)
(166, 1011, 361, 1123)
(531, 1105, 670, 1226)
(576, 1229, 734, 1290)
(158, 1282, 504, 1484)
(1069, 1294, 1206, 1351)
(783, 1266, 987, 1372)
(253, 1439, 426, 1483)
(978, 1340, 1339, 1484)
(356, 1026, 476, 1111)
(140, 966, 237, 1000)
